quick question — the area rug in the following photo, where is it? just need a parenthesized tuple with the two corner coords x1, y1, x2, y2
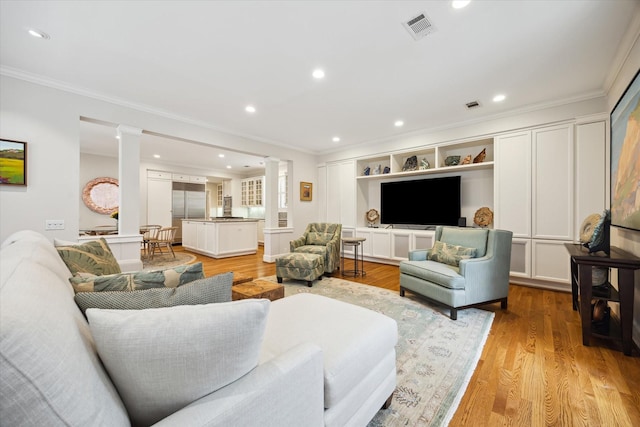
(142, 252, 196, 271)
(258, 275, 494, 427)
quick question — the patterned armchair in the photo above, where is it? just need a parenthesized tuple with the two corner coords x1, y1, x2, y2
(290, 223, 342, 274)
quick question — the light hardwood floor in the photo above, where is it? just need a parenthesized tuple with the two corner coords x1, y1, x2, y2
(178, 245, 640, 426)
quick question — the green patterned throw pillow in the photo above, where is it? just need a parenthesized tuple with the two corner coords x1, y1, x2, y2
(56, 238, 121, 276)
(69, 262, 204, 293)
(428, 240, 477, 267)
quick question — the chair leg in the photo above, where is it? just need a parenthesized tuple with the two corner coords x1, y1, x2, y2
(382, 392, 394, 409)
(168, 243, 175, 258)
(450, 308, 458, 320)
(501, 297, 508, 310)
(399, 287, 405, 297)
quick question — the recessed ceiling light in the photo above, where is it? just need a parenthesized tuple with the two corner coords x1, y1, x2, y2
(332, 137, 340, 142)
(27, 29, 50, 39)
(312, 69, 325, 79)
(218, 153, 225, 158)
(245, 105, 256, 113)
(153, 154, 160, 159)
(452, 0, 471, 9)
(493, 94, 506, 102)
(115, 135, 121, 140)
(394, 120, 404, 127)
(226, 165, 232, 169)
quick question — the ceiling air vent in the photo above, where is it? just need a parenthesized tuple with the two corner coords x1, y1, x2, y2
(466, 101, 481, 109)
(402, 12, 435, 41)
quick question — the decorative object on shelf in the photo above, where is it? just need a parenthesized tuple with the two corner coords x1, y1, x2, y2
(461, 155, 472, 165)
(82, 177, 119, 214)
(444, 155, 460, 166)
(110, 211, 119, 223)
(586, 209, 611, 255)
(402, 155, 418, 171)
(383, 166, 390, 174)
(473, 148, 487, 163)
(610, 69, 640, 232)
(579, 213, 601, 243)
(363, 166, 371, 176)
(473, 207, 493, 227)
(591, 299, 610, 335)
(300, 182, 312, 201)
(373, 164, 381, 175)
(419, 158, 430, 170)
(0, 139, 27, 186)
(366, 209, 380, 226)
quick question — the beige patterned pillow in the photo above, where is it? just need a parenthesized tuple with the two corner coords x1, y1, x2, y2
(428, 241, 477, 267)
(69, 262, 204, 293)
(56, 238, 121, 276)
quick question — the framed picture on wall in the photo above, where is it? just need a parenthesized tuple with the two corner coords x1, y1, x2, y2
(300, 182, 312, 201)
(0, 139, 27, 186)
(610, 68, 640, 232)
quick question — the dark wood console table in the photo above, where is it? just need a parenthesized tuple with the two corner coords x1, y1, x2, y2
(565, 243, 640, 356)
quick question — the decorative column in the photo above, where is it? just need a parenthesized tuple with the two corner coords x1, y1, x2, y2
(117, 125, 142, 236)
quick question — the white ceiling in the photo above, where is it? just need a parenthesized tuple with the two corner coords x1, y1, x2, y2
(1, 1, 639, 170)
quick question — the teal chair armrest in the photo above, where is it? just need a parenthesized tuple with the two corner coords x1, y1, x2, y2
(408, 250, 430, 261)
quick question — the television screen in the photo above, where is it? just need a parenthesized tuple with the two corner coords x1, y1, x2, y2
(610, 68, 640, 232)
(381, 176, 461, 226)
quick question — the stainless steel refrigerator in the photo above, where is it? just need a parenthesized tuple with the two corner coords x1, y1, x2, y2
(172, 182, 206, 243)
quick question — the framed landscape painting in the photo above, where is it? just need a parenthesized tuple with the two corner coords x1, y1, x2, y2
(0, 139, 27, 186)
(610, 69, 640, 232)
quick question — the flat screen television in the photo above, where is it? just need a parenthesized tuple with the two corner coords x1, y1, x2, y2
(380, 176, 461, 227)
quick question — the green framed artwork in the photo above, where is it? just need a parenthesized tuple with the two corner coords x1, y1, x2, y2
(0, 139, 27, 186)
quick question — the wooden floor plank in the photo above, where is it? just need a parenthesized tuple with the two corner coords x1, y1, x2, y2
(178, 245, 640, 426)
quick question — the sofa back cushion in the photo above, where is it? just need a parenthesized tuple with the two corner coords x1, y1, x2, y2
(438, 227, 489, 258)
(0, 231, 129, 426)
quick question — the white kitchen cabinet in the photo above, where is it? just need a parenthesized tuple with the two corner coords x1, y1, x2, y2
(257, 219, 265, 244)
(391, 230, 411, 260)
(181, 220, 197, 249)
(241, 176, 264, 207)
(182, 220, 257, 258)
(147, 178, 172, 228)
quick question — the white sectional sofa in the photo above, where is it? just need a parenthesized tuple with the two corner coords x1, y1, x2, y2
(0, 230, 397, 426)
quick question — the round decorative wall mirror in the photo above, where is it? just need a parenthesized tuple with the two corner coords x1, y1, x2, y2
(82, 177, 119, 214)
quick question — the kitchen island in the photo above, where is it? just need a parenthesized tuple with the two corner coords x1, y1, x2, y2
(182, 218, 259, 258)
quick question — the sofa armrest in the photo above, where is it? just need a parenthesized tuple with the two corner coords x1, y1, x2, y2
(153, 343, 324, 427)
(290, 236, 307, 251)
(408, 249, 429, 261)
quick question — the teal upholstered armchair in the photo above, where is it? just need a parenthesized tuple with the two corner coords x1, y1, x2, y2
(290, 223, 342, 274)
(399, 226, 513, 320)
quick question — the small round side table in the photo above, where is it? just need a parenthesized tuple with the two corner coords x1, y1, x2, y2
(341, 237, 366, 277)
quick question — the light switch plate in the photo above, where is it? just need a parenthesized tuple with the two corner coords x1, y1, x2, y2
(45, 220, 65, 230)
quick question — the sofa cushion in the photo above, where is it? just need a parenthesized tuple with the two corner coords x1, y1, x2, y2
(87, 299, 270, 427)
(306, 231, 333, 245)
(56, 238, 122, 276)
(440, 227, 489, 258)
(1, 232, 130, 426)
(69, 262, 204, 293)
(399, 260, 466, 289)
(428, 240, 477, 266)
(74, 271, 233, 314)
